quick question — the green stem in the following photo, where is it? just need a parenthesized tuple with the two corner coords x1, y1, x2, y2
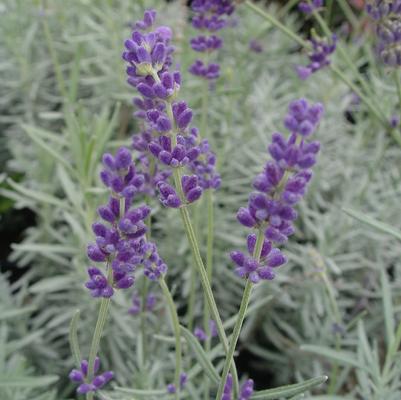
(200, 55, 210, 140)
(86, 297, 111, 400)
(382, 320, 401, 379)
(187, 266, 197, 331)
(324, 0, 333, 25)
(204, 190, 214, 341)
(140, 275, 149, 369)
(159, 277, 181, 400)
(320, 273, 341, 394)
(337, 0, 359, 30)
(215, 230, 265, 400)
(394, 70, 401, 118)
(177, 195, 239, 392)
(244, 1, 308, 48)
(329, 65, 390, 129)
(141, 193, 153, 363)
(157, 76, 239, 391)
(203, 189, 214, 400)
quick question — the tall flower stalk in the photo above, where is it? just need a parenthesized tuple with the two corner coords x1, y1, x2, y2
(216, 98, 324, 399)
(124, 8, 240, 392)
(68, 144, 184, 398)
(188, 0, 232, 360)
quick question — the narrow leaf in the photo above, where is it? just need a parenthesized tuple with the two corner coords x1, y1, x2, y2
(0, 306, 36, 321)
(381, 268, 395, 346)
(0, 375, 59, 388)
(22, 124, 73, 173)
(252, 375, 327, 399)
(300, 345, 364, 370)
(181, 326, 220, 384)
(69, 310, 82, 366)
(6, 179, 67, 208)
(343, 207, 401, 241)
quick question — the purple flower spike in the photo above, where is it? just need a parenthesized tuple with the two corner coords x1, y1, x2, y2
(124, 9, 222, 209)
(296, 33, 336, 79)
(230, 98, 322, 283)
(69, 358, 114, 395)
(367, 1, 401, 66)
(86, 144, 168, 299)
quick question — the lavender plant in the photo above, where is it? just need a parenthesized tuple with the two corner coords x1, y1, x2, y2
(3, 1, 401, 399)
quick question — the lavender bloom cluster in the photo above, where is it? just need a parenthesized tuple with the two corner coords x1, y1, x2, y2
(189, 0, 235, 80)
(86, 147, 168, 298)
(223, 374, 254, 400)
(69, 358, 114, 395)
(297, 34, 337, 80)
(298, 0, 324, 14)
(233, 99, 323, 282)
(125, 10, 221, 206)
(366, 0, 401, 66)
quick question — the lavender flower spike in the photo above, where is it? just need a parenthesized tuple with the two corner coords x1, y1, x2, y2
(366, 0, 401, 66)
(69, 357, 114, 394)
(124, 9, 221, 206)
(85, 146, 169, 298)
(189, 0, 235, 80)
(296, 33, 337, 80)
(234, 98, 323, 281)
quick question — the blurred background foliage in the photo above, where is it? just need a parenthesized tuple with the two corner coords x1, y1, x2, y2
(1, 0, 401, 399)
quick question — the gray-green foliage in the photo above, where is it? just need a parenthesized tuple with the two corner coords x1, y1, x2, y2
(1, 0, 401, 399)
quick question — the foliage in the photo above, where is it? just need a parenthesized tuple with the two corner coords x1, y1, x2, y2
(1, 0, 401, 399)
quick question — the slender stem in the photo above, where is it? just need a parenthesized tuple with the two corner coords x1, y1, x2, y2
(140, 277, 149, 365)
(187, 266, 197, 331)
(177, 197, 239, 392)
(319, 266, 342, 394)
(330, 65, 390, 129)
(382, 320, 401, 378)
(244, 1, 308, 48)
(324, 0, 333, 25)
(159, 84, 239, 390)
(86, 297, 111, 400)
(337, 0, 359, 30)
(215, 230, 265, 400)
(204, 189, 214, 340)
(200, 53, 210, 140)
(141, 193, 153, 363)
(159, 277, 181, 400)
(394, 70, 401, 118)
(203, 189, 214, 400)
